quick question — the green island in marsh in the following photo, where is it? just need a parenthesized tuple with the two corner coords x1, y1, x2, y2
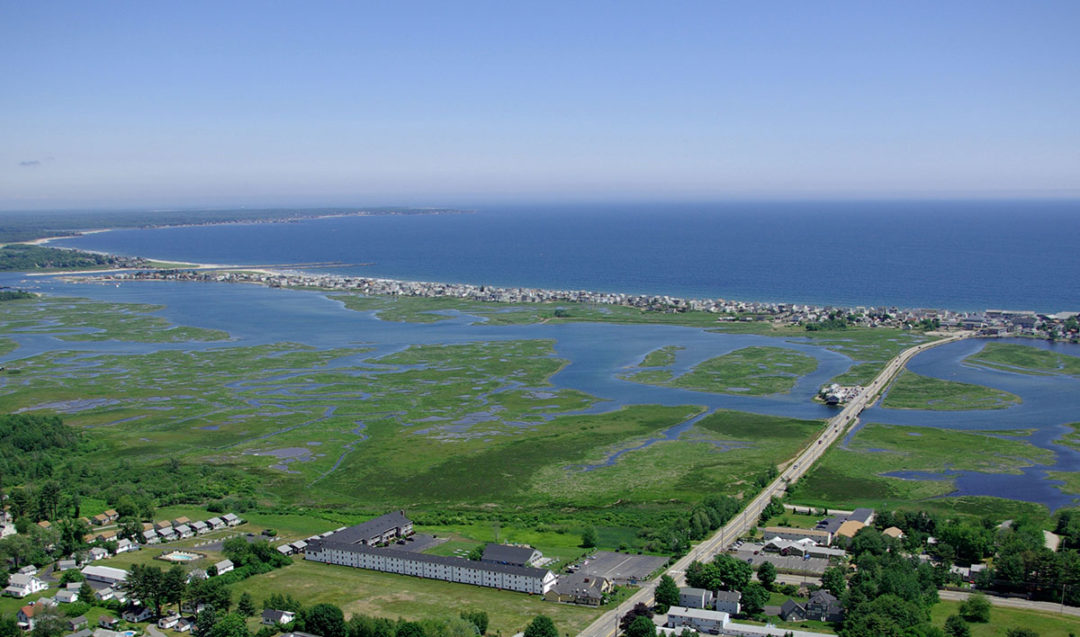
(882, 369, 1022, 410)
(968, 341, 1080, 376)
(793, 422, 1054, 517)
(622, 345, 818, 395)
(637, 345, 684, 367)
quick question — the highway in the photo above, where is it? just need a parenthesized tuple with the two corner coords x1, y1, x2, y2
(576, 332, 967, 637)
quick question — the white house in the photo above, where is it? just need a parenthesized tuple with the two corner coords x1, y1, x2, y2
(89, 547, 110, 561)
(207, 517, 226, 530)
(213, 559, 234, 575)
(191, 521, 210, 535)
(4, 574, 47, 598)
(56, 589, 79, 604)
(174, 524, 194, 539)
(261, 609, 295, 625)
(666, 607, 731, 634)
(222, 513, 241, 527)
(116, 539, 136, 554)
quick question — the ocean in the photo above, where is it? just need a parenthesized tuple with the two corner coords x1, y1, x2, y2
(54, 199, 1080, 313)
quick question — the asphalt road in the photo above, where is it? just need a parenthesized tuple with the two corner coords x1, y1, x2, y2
(575, 333, 967, 637)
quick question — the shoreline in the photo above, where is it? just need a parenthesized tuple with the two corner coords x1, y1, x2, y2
(49, 256, 1078, 339)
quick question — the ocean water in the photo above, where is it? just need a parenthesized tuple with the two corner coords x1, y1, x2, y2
(54, 200, 1080, 312)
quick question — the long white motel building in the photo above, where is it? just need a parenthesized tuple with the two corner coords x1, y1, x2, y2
(305, 539, 556, 594)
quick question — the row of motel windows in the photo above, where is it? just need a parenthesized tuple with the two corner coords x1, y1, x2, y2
(308, 549, 551, 594)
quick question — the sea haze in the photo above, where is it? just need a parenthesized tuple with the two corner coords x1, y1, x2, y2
(55, 200, 1080, 312)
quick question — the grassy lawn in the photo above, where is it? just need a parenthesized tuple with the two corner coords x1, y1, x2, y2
(623, 346, 819, 395)
(761, 511, 823, 530)
(931, 599, 1080, 636)
(794, 423, 1054, 517)
(883, 370, 1021, 410)
(232, 559, 600, 635)
(968, 342, 1080, 377)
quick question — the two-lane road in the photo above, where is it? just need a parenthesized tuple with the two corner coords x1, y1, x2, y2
(576, 333, 966, 637)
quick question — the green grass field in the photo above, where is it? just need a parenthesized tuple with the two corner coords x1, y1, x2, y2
(883, 370, 1021, 410)
(931, 599, 1080, 636)
(623, 346, 819, 395)
(969, 342, 1080, 377)
(794, 423, 1054, 516)
(638, 345, 684, 367)
(231, 559, 599, 635)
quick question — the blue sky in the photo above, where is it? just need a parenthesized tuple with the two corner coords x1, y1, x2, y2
(2, 1, 1078, 209)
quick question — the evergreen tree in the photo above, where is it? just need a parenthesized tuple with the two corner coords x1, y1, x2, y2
(237, 592, 257, 618)
(654, 575, 680, 612)
(523, 615, 558, 637)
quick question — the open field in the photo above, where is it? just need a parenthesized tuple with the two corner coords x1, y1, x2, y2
(883, 369, 1022, 410)
(794, 423, 1054, 515)
(930, 599, 1080, 636)
(623, 346, 819, 395)
(231, 559, 600, 635)
(969, 342, 1080, 377)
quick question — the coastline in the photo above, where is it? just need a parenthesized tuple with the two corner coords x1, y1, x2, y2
(49, 254, 1077, 339)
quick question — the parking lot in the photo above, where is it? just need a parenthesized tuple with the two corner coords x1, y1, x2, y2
(730, 543, 828, 576)
(575, 551, 668, 584)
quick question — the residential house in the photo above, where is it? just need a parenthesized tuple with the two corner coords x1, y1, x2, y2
(714, 590, 742, 615)
(95, 629, 127, 637)
(58, 559, 78, 571)
(678, 587, 714, 610)
(69, 629, 93, 637)
(543, 573, 611, 606)
(213, 559, 234, 575)
(154, 521, 172, 531)
(17, 605, 38, 630)
(222, 513, 242, 527)
(277, 544, 294, 556)
(158, 616, 179, 629)
(174, 524, 194, 539)
(37, 521, 52, 530)
(18, 565, 38, 576)
(206, 517, 226, 530)
(262, 610, 295, 626)
(4, 573, 47, 598)
(89, 547, 110, 561)
(142, 530, 160, 545)
(98, 616, 120, 629)
(122, 604, 154, 623)
(56, 589, 80, 604)
(186, 570, 208, 583)
(104, 510, 119, 522)
(116, 538, 136, 554)
(306, 511, 411, 547)
(290, 540, 307, 554)
(665, 607, 731, 634)
(158, 528, 178, 542)
(94, 588, 115, 602)
(67, 616, 89, 631)
(176, 619, 193, 633)
(781, 590, 844, 623)
(191, 521, 209, 535)
(882, 526, 905, 540)
(172, 517, 191, 527)
(848, 508, 875, 526)
(92, 514, 110, 526)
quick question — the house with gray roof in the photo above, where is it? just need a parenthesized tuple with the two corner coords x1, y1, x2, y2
(314, 511, 412, 547)
(714, 590, 742, 615)
(678, 587, 713, 609)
